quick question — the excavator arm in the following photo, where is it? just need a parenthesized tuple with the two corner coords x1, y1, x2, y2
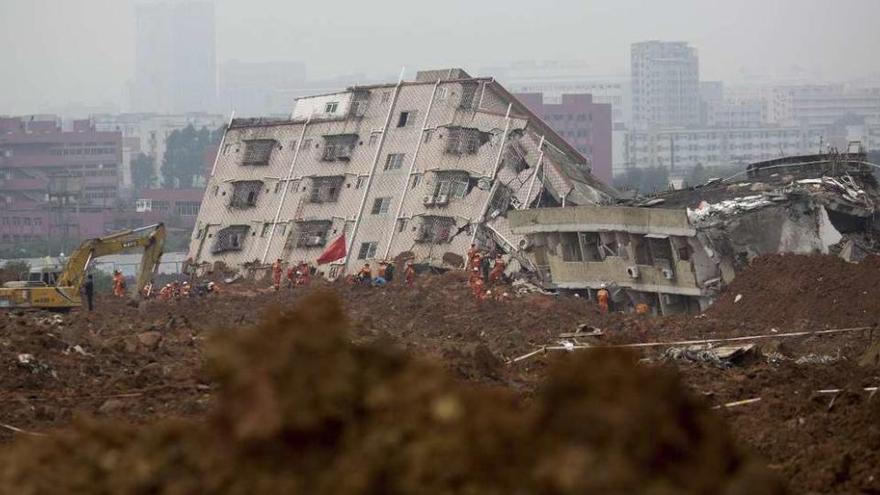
(57, 223, 166, 295)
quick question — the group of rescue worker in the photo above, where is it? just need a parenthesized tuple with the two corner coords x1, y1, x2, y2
(466, 243, 510, 303)
(353, 259, 416, 287)
(594, 283, 650, 315)
(271, 259, 313, 291)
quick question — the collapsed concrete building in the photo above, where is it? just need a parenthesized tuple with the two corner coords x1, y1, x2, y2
(510, 148, 880, 314)
(188, 68, 616, 275)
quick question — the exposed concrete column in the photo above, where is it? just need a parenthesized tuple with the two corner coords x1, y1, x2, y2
(209, 111, 235, 178)
(342, 68, 406, 271)
(524, 135, 546, 207)
(382, 79, 441, 260)
(470, 102, 513, 245)
(261, 117, 311, 264)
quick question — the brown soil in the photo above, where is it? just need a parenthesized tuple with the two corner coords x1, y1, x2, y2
(0, 254, 878, 493)
(0, 292, 783, 494)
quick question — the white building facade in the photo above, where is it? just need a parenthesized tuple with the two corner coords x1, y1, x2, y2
(631, 41, 701, 130)
(187, 69, 616, 276)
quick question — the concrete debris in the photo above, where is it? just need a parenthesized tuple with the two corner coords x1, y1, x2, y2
(16, 353, 58, 379)
(734, 294, 743, 303)
(510, 148, 880, 315)
(662, 344, 757, 368)
(511, 278, 554, 295)
(795, 351, 842, 365)
(136, 331, 163, 351)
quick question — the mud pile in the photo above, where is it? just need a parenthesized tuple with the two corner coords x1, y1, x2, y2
(708, 254, 880, 330)
(0, 292, 784, 494)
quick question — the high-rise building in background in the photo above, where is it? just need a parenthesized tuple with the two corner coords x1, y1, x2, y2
(515, 93, 613, 184)
(631, 41, 700, 129)
(132, 1, 217, 114)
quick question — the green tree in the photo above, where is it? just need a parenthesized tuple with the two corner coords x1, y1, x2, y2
(160, 125, 224, 188)
(131, 153, 156, 192)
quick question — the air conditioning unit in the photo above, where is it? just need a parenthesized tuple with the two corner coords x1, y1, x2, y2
(626, 266, 640, 279)
(422, 195, 435, 206)
(435, 194, 449, 205)
(661, 268, 675, 280)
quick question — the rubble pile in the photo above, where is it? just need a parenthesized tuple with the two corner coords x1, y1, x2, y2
(0, 293, 783, 494)
(0, 254, 878, 492)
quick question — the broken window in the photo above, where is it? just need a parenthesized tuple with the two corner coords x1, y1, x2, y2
(560, 232, 583, 262)
(646, 235, 673, 262)
(431, 171, 470, 203)
(444, 127, 489, 155)
(371, 197, 392, 214)
(324, 102, 339, 113)
(241, 139, 275, 166)
(397, 111, 417, 128)
(487, 185, 511, 217)
(632, 235, 652, 265)
(578, 233, 601, 261)
(295, 220, 332, 248)
(384, 153, 406, 171)
(321, 134, 358, 161)
(504, 142, 530, 173)
(358, 241, 378, 260)
(229, 180, 263, 209)
(459, 82, 479, 110)
(308, 176, 345, 203)
(212, 225, 249, 254)
(415, 216, 456, 244)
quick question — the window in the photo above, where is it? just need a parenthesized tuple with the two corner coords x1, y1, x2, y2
(504, 142, 529, 173)
(212, 185, 220, 196)
(415, 216, 455, 244)
(152, 200, 170, 212)
(397, 218, 408, 232)
(229, 180, 263, 209)
(321, 134, 358, 161)
(358, 241, 378, 260)
(324, 102, 339, 113)
(397, 111, 416, 128)
(423, 129, 434, 143)
(212, 225, 250, 254)
(308, 176, 345, 203)
(411, 174, 422, 189)
(242, 139, 275, 166)
(560, 232, 583, 262)
(384, 153, 406, 171)
(175, 201, 201, 216)
(371, 197, 392, 214)
(355, 177, 366, 189)
(431, 171, 470, 200)
(261, 223, 272, 237)
(381, 92, 391, 103)
(295, 220, 332, 248)
(368, 133, 379, 146)
(459, 82, 479, 109)
(445, 127, 487, 155)
(274, 181, 284, 194)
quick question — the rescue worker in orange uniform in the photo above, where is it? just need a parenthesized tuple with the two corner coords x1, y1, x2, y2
(635, 302, 650, 316)
(489, 254, 506, 284)
(286, 265, 296, 289)
(271, 259, 283, 290)
(112, 271, 126, 297)
(298, 261, 311, 286)
(466, 243, 479, 270)
(469, 267, 487, 303)
(596, 283, 610, 314)
(358, 263, 372, 286)
(404, 260, 415, 287)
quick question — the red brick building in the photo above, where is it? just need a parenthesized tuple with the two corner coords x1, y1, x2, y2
(514, 93, 613, 184)
(0, 116, 123, 244)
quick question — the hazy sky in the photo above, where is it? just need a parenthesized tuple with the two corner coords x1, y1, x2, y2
(2, 0, 879, 115)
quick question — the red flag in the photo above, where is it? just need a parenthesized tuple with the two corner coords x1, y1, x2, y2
(317, 234, 347, 265)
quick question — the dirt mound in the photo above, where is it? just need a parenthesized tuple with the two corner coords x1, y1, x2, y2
(708, 254, 880, 330)
(0, 292, 784, 494)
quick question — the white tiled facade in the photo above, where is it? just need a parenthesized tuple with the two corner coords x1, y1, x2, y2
(188, 70, 616, 276)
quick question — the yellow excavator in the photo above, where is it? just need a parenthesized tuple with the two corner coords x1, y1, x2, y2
(0, 223, 166, 310)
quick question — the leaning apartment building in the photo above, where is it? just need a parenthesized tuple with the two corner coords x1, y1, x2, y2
(188, 69, 617, 277)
